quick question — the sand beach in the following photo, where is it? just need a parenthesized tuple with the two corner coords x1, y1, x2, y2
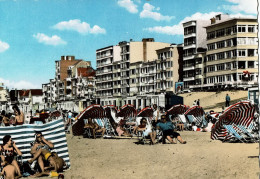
(34, 131, 259, 179)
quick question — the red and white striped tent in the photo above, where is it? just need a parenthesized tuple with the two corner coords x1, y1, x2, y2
(211, 101, 256, 140)
(117, 104, 137, 119)
(166, 104, 189, 116)
(137, 107, 153, 118)
(184, 106, 205, 126)
(72, 104, 106, 136)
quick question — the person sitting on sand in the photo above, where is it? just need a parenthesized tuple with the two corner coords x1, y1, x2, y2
(0, 135, 23, 178)
(84, 118, 106, 139)
(0, 156, 17, 179)
(28, 148, 65, 177)
(156, 115, 186, 144)
(31, 131, 54, 174)
(136, 118, 156, 144)
(115, 119, 132, 137)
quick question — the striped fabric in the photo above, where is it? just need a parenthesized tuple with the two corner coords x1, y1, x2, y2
(184, 106, 205, 126)
(0, 119, 70, 167)
(117, 104, 137, 118)
(166, 104, 189, 116)
(137, 107, 153, 118)
(211, 101, 257, 142)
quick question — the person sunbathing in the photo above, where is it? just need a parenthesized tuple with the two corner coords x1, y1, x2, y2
(84, 118, 106, 139)
(115, 119, 132, 137)
(0, 156, 17, 179)
(28, 148, 65, 177)
(136, 118, 156, 144)
(156, 115, 186, 144)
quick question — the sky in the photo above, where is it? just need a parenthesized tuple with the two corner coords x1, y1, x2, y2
(0, 0, 257, 89)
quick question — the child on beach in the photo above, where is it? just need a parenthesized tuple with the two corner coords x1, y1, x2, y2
(0, 156, 17, 179)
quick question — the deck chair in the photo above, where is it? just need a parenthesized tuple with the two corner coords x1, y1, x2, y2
(135, 117, 153, 145)
(223, 125, 245, 142)
(102, 118, 117, 136)
(235, 125, 258, 142)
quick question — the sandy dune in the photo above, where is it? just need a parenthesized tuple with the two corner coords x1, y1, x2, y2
(178, 90, 248, 112)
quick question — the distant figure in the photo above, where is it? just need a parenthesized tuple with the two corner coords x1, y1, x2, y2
(197, 99, 200, 106)
(225, 94, 230, 107)
(193, 100, 197, 106)
(66, 111, 73, 134)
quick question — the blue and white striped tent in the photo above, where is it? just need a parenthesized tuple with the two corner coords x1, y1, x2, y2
(0, 119, 70, 168)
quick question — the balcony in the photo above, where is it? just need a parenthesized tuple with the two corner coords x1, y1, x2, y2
(183, 66, 195, 71)
(183, 77, 195, 81)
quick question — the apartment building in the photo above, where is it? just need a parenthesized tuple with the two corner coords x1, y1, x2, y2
(42, 56, 95, 111)
(204, 17, 258, 89)
(96, 38, 183, 108)
(182, 14, 230, 89)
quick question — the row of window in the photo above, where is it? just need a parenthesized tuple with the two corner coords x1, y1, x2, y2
(158, 51, 173, 60)
(207, 25, 257, 40)
(207, 49, 257, 61)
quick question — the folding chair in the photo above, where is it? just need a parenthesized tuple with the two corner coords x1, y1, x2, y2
(223, 125, 246, 142)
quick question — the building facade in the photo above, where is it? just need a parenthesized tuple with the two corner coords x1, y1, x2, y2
(204, 17, 258, 89)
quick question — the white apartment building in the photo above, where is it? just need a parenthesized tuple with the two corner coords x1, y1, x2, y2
(182, 14, 230, 89)
(96, 39, 183, 109)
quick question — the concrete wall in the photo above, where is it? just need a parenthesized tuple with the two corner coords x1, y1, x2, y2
(113, 45, 121, 62)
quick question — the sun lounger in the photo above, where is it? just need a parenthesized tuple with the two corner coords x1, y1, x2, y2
(223, 125, 245, 142)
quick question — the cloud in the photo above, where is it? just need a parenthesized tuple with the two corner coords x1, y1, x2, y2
(33, 33, 67, 46)
(144, 11, 256, 35)
(140, 3, 174, 21)
(118, 0, 138, 14)
(0, 78, 40, 90)
(52, 19, 106, 35)
(144, 12, 221, 35)
(0, 40, 9, 53)
(222, 0, 257, 14)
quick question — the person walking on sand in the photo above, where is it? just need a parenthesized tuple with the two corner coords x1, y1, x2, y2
(225, 94, 230, 107)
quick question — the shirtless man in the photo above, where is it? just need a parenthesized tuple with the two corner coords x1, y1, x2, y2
(84, 118, 106, 139)
(28, 149, 65, 177)
(31, 132, 54, 174)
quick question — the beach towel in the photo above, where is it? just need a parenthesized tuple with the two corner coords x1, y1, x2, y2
(0, 119, 70, 168)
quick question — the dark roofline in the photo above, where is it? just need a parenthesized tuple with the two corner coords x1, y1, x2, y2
(96, 45, 114, 52)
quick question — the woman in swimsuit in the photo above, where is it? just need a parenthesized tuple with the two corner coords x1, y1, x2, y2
(0, 135, 22, 178)
(12, 105, 24, 125)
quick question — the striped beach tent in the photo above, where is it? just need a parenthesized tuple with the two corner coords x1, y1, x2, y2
(137, 107, 153, 118)
(184, 106, 205, 126)
(0, 119, 70, 167)
(72, 104, 106, 136)
(211, 101, 257, 141)
(166, 104, 189, 116)
(117, 104, 137, 119)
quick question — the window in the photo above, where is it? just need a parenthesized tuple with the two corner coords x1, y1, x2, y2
(207, 31, 215, 39)
(248, 49, 254, 56)
(217, 64, 225, 71)
(226, 27, 232, 35)
(207, 54, 215, 61)
(238, 25, 246, 32)
(216, 29, 225, 37)
(237, 38, 247, 45)
(207, 43, 215, 50)
(226, 51, 232, 58)
(207, 65, 215, 72)
(233, 62, 237, 69)
(232, 50, 237, 57)
(248, 61, 254, 68)
(226, 39, 232, 47)
(216, 41, 225, 48)
(232, 26, 237, 34)
(226, 63, 231, 70)
(248, 25, 255, 33)
(227, 75, 231, 81)
(216, 52, 225, 60)
(238, 50, 246, 57)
